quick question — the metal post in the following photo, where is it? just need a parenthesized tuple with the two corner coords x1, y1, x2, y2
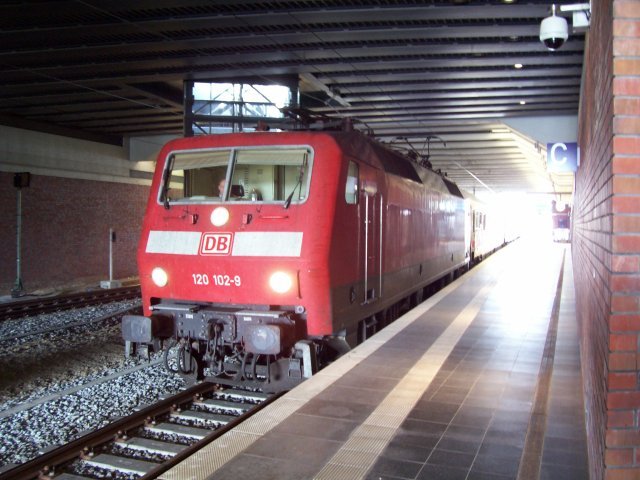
(11, 187, 24, 298)
(100, 229, 121, 289)
(109, 227, 114, 283)
(183, 80, 194, 137)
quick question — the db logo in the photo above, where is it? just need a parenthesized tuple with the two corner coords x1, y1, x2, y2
(200, 232, 233, 255)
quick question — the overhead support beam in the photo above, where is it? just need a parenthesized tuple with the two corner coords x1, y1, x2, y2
(318, 67, 584, 85)
(0, 113, 122, 146)
(123, 82, 184, 109)
(340, 78, 582, 94)
(312, 87, 580, 105)
(300, 73, 351, 107)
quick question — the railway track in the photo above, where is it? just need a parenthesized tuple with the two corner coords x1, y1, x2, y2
(0, 286, 141, 321)
(0, 382, 281, 480)
(0, 304, 140, 344)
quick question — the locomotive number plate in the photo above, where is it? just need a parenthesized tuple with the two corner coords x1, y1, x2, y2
(192, 273, 241, 287)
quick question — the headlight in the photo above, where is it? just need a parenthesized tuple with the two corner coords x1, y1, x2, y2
(211, 206, 229, 227)
(269, 271, 293, 294)
(151, 267, 168, 287)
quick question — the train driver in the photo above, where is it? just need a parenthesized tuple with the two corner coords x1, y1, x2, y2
(218, 178, 245, 199)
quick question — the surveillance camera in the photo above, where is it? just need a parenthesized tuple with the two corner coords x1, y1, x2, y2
(540, 9, 569, 50)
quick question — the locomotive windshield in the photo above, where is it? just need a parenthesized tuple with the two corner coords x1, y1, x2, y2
(160, 146, 312, 206)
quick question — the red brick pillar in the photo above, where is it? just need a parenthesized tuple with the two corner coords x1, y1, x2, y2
(609, 1, 640, 477)
(610, 0, 640, 478)
(575, 1, 640, 478)
(609, 2, 640, 477)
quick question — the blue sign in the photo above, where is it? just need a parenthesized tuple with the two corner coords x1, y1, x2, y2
(547, 142, 579, 172)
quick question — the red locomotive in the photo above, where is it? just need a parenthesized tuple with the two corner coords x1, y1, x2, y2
(123, 126, 500, 391)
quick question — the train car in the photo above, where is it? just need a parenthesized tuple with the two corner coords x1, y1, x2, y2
(551, 200, 571, 242)
(122, 128, 470, 391)
(462, 192, 507, 264)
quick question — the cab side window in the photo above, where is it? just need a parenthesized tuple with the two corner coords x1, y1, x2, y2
(345, 161, 359, 204)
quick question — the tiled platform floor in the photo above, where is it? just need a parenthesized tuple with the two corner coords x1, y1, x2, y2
(162, 238, 589, 480)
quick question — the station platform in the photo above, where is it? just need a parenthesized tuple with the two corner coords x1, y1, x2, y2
(161, 237, 589, 480)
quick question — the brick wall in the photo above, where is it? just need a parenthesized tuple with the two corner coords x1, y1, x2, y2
(0, 172, 149, 294)
(574, 1, 640, 478)
(573, 3, 614, 478)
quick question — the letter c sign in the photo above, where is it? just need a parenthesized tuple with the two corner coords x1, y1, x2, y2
(547, 142, 578, 173)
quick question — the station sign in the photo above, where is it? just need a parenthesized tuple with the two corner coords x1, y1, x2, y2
(547, 142, 579, 173)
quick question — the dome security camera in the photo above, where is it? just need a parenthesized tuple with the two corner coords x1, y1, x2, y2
(540, 5, 569, 50)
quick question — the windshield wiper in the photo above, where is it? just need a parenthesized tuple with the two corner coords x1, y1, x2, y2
(283, 156, 307, 209)
(161, 156, 174, 210)
(283, 180, 300, 210)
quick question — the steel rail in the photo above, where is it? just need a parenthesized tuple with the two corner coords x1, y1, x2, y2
(139, 388, 285, 480)
(0, 382, 282, 480)
(0, 383, 214, 480)
(0, 304, 140, 343)
(0, 286, 141, 321)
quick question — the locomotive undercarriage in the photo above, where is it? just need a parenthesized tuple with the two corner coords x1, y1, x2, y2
(122, 301, 317, 392)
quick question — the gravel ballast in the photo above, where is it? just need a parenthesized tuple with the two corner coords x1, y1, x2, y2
(0, 301, 185, 468)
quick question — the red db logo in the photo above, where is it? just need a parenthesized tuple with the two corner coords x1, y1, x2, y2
(200, 233, 233, 255)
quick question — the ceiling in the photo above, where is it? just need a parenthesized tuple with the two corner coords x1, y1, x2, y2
(0, 0, 584, 195)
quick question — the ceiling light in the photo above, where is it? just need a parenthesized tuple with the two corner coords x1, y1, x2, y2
(514, 63, 523, 69)
(520, 100, 527, 105)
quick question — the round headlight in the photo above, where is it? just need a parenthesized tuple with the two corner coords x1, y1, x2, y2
(211, 206, 230, 227)
(151, 267, 168, 287)
(269, 271, 293, 294)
